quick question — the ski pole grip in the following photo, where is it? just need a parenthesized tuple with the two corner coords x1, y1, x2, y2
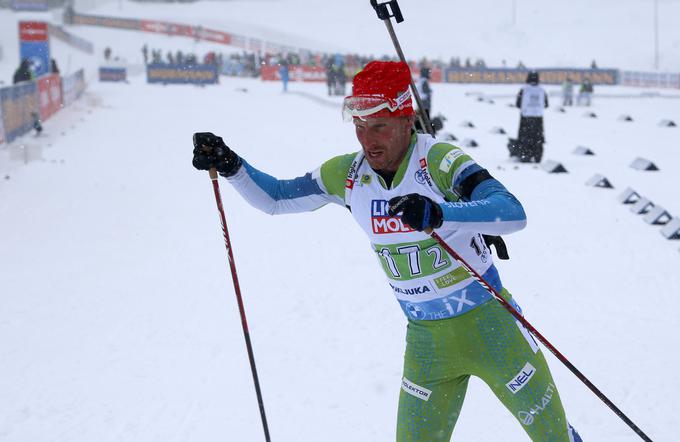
(370, 0, 404, 23)
(209, 168, 218, 180)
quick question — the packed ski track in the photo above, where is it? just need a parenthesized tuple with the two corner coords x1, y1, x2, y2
(1, 2, 680, 441)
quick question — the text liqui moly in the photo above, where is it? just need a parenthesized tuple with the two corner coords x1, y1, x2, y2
(371, 200, 415, 234)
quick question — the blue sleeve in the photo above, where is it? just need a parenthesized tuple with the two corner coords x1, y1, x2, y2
(438, 178, 527, 235)
(225, 159, 342, 214)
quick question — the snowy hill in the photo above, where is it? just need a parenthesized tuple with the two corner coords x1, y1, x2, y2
(83, 0, 680, 71)
(4, 0, 680, 79)
(1, 1, 680, 441)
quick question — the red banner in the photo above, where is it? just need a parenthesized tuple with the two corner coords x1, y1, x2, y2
(19, 21, 48, 41)
(37, 74, 62, 121)
(200, 28, 232, 45)
(261, 65, 326, 82)
(140, 20, 232, 45)
(430, 68, 443, 83)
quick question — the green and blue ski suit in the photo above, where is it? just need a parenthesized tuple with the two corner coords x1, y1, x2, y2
(224, 132, 582, 441)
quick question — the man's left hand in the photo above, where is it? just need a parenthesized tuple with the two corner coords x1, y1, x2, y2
(388, 194, 443, 232)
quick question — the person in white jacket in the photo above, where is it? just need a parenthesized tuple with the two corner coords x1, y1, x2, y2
(512, 71, 548, 163)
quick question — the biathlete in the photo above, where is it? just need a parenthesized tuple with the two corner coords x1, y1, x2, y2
(192, 60, 582, 441)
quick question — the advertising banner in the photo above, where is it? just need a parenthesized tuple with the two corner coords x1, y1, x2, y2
(48, 24, 94, 54)
(0, 82, 39, 143)
(0, 104, 5, 145)
(139, 20, 233, 45)
(430, 68, 443, 83)
(19, 21, 51, 78)
(261, 65, 326, 82)
(62, 69, 86, 107)
(37, 74, 62, 121)
(71, 13, 142, 31)
(200, 28, 232, 45)
(12, 0, 48, 11)
(443, 68, 619, 85)
(146, 64, 219, 85)
(63, 10, 317, 58)
(620, 71, 680, 89)
(99, 67, 127, 82)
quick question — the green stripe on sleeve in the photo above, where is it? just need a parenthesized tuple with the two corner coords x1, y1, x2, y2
(426, 143, 473, 202)
(319, 152, 358, 201)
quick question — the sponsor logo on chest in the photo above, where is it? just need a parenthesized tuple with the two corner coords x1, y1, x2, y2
(370, 200, 415, 234)
(414, 158, 435, 188)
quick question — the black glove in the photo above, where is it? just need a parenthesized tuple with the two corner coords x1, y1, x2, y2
(388, 194, 443, 232)
(192, 132, 241, 177)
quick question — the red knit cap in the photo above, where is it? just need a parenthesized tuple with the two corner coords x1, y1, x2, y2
(347, 61, 414, 118)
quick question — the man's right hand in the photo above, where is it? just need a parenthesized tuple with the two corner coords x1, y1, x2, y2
(192, 132, 241, 177)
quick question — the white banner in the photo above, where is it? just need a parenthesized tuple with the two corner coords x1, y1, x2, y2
(620, 71, 680, 89)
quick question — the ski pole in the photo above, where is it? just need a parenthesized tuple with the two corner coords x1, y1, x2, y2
(369, 1, 653, 439)
(428, 232, 653, 442)
(207, 167, 272, 442)
(370, 0, 434, 136)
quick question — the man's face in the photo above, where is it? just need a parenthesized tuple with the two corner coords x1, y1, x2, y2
(354, 116, 414, 173)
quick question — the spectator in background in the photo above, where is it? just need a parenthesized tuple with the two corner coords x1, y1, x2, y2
(142, 44, 148, 64)
(578, 79, 594, 106)
(325, 57, 335, 96)
(13, 59, 33, 84)
(279, 59, 289, 92)
(334, 54, 345, 93)
(31, 111, 42, 136)
(335, 64, 347, 96)
(104, 47, 112, 61)
(561, 78, 574, 106)
(512, 70, 548, 163)
(50, 58, 60, 74)
(416, 67, 432, 117)
(414, 66, 435, 134)
(590, 60, 598, 69)
(64, 4, 75, 24)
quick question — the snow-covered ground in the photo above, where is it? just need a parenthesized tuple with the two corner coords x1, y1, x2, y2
(1, 2, 680, 441)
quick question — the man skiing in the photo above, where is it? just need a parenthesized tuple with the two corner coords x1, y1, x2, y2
(192, 61, 581, 441)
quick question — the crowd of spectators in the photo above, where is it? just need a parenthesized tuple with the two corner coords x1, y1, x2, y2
(141, 44, 222, 67)
(137, 43, 601, 84)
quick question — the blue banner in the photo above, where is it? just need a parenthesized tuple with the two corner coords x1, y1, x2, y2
(146, 64, 219, 85)
(0, 82, 39, 143)
(20, 41, 50, 78)
(99, 67, 127, 82)
(12, 0, 48, 11)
